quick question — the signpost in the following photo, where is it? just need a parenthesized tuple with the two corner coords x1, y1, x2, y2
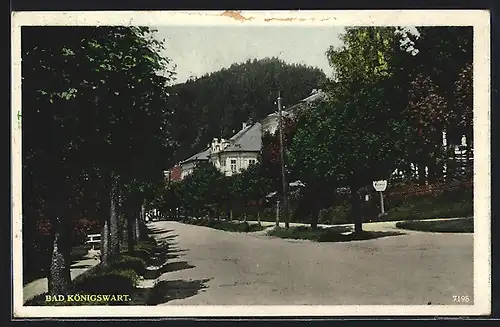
(373, 180, 388, 215)
(275, 199, 280, 227)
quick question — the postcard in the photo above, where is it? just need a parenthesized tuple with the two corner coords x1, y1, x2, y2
(11, 10, 491, 318)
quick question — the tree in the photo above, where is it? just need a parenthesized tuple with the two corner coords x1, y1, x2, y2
(22, 26, 177, 294)
(405, 27, 473, 182)
(261, 117, 297, 194)
(289, 27, 415, 233)
(236, 162, 273, 220)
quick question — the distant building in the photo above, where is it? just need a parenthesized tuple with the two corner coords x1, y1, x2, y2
(168, 88, 326, 180)
(210, 122, 262, 176)
(179, 147, 211, 180)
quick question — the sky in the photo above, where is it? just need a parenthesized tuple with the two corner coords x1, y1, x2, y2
(152, 26, 345, 84)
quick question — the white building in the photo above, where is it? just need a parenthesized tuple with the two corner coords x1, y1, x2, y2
(178, 147, 211, 180)
(210, 122, 262, 176)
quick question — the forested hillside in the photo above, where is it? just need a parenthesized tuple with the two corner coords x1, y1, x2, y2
(166, 57, 326, 162)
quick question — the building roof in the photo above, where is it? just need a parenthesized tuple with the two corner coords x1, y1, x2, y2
(179, 89, 324, 164)
(223, 122, 262, 153)
(180, 147, 211, 164)
(286, 89, 326, 114)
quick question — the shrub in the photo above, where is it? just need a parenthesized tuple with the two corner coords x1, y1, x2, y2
(74, 267, 139, 294)
(318, 205, 350, 225)
(108, 255, 146, 276)
(132, 248, 151, 262)
(395, 218, 474, 233)
(131, 238, 159, 261)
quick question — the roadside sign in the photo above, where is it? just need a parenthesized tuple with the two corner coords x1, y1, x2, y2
(373, 180, 388, 192)
(373, 180, 388, 215)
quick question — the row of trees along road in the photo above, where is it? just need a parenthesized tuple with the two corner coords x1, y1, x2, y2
(161, 162, 273, 222)
(22, 26, 177, 295)
(163, 27, 472, 235)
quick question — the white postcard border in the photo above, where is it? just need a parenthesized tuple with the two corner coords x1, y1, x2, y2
(11, 10, 491, 318)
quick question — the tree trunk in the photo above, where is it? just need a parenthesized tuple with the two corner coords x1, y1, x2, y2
(417, 162, 426, 185)
(135, 205, 141, 241)
(48, 216, 72, 295)
(307, 186, 321, 230)
(127, 210, 136, 255)
(350, 183, 363, 234)
(100, 218, 110, 264)
(257, 211, 261, 226)
(109, 181, 120, 257)
(117, 188, 125, 251)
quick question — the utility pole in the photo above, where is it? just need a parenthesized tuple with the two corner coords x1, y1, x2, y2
(277, 92, 289, 229)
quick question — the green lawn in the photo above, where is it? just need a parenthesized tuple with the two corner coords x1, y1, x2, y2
(212, 221, 266, 233)
(182, 218, 266, 233)
(395, 218, 474, 233)
(268, 225, 401, 242)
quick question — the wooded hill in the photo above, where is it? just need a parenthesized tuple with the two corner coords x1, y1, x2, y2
(166, 57, 327, 162)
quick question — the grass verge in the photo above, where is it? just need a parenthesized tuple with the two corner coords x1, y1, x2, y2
(268, 225, 402, 242)
(395, 217, 473, 233)
(24, 238, 165, 306)
(182, 218, 266, 233)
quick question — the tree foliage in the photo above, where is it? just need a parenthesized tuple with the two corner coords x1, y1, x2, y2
(22, 26, 176, 293)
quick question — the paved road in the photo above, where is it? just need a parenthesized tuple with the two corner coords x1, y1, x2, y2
(148, 220, 473, 306)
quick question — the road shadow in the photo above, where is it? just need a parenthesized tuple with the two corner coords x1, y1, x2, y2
(148, 228, 175, 235)
(166, 253, 182, 260)
(70, 263, 94, 269)
(167, 247, 188, 254)
(159, 261, 195, 274)
(162, 234, 179, 240)
(324, 230, 404, 243)
(146, 278, 212, 305)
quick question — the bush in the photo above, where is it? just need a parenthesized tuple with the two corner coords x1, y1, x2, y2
(395, 218, 474, 233)
(318, 205, 350, 225)
(213, 221, 265, 233)
(268, 226, 352, 241)
(384, 195, 473, 222)
(130, 238, 159, 261)
(182, 218, 265, 233)
(25, 265, 139, 306)
(74, 267, 139, 294)
(268, 226, 399, 242)
(108, 255, 146, 276)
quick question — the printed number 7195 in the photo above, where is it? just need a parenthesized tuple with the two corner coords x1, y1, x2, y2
(453, 295, 471, 303)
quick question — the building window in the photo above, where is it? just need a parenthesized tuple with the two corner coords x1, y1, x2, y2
(231, 159, 237, 173)
(249, 159, 256, 165)
(221, 158, 226, 167)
